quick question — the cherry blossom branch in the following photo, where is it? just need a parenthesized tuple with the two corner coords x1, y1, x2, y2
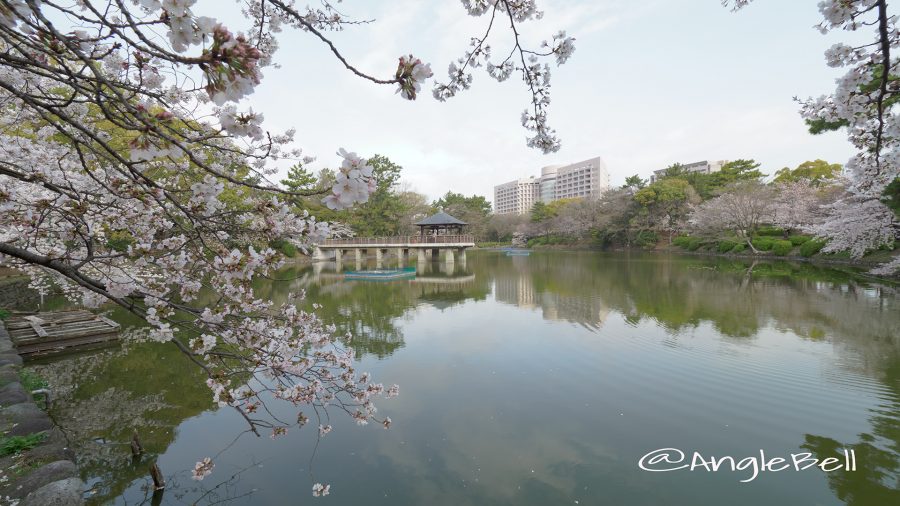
(266, 0, 400, 86)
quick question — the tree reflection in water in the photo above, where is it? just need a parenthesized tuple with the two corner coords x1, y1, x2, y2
(23, 251, 900, 505)
(29, 328, 211, 503)
(801, 360, 900, 505)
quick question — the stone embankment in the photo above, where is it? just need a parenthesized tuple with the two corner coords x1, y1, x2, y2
(0, 324, 83, 505)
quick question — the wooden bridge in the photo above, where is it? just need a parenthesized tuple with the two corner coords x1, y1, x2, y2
(314, 234, 475, 267)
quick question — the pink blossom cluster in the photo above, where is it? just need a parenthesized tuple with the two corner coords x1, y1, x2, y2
(191, 457, 215, 481)
(395, 55, 433, 100)
(312, 483, 330, 497)
(322, 149, 376, 210)
(204, 24, 264, 105)
(217, 106, 265, 141)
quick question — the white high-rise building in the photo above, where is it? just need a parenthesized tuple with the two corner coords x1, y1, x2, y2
(493, 156, 611, 215)
(552, 156, 610, 200)
(493, 177, 541, 215)
(539, 164, 564, 203)
(650, 160, 727, 183)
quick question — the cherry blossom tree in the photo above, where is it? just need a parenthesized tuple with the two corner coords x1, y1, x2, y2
(727, 0, 899, 273)
(0, 0, 575, 493)
(688, 181, 774, 251)
(770, 179, 834, 235)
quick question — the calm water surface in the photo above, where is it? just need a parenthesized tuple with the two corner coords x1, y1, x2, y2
(27, 251, 900, 505)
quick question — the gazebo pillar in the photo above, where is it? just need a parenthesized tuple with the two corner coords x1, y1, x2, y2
(416, 255, 427, 274)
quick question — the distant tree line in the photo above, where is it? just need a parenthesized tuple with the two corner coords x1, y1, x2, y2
(281, 155, 894, 263)
(280, 155, 493, 242)
(509, 159, 885, 258)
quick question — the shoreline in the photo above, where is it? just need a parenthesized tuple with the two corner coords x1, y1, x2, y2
(0, 323, 84, 505)
(513, 243, 899, 279)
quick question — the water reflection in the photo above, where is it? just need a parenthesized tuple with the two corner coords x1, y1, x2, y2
(802, 359, 900, 505)
(29, 332, 212, 503)
(271, 260, 489, 358)
(23, 251, 900, 505)
(476, 252, 898, 342)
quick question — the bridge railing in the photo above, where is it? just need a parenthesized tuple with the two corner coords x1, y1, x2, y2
(319, 234, 475, 246)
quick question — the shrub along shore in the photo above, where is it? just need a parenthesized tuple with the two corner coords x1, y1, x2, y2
(524, 232, 897, 275)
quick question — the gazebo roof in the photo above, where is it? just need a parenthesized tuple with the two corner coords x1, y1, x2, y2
(414, 211, 467, 226)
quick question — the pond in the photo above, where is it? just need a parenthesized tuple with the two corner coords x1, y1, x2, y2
(26, 251, 900, 505)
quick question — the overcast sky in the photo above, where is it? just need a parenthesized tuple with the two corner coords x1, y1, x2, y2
(213, 0, 858, 201)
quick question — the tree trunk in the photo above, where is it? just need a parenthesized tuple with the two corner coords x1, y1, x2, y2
(746, 237, 758, 254)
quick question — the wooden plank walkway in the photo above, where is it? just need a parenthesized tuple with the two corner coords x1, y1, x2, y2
(4, 310, 120, 357)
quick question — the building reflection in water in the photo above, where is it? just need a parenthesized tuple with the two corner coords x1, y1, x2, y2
(22, 250, 900, 506)
(490, 254, 611, 330)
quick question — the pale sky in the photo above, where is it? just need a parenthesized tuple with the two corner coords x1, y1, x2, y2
(211, 0, 857, 201)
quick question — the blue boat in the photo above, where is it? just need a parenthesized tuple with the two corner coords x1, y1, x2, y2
(344, 267, 416, 281)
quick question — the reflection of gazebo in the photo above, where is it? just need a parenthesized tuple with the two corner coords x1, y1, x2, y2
(414, 210, 467, 236)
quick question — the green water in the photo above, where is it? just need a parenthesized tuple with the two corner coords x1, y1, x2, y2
(28, 251, 900, 505)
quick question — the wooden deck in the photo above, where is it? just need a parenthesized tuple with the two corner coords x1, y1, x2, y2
(318, 234, 475, 247)
(5, 310, 120, 357)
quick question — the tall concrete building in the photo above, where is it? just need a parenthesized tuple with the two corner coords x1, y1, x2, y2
(494, 156, 610, 215)
(650, 160, 727, 183)
(493, 177, 541, 215)
(551, 156, 610, 201)
(538, 164, 564, 203)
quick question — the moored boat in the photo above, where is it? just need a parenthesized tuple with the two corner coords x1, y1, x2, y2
(344, 267, 416, 280)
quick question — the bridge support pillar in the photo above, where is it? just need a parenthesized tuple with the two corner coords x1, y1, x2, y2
(444, 248, 455, 265)
(354, 249, 363, 270)
(459, 248, 467, 269)
(375, 248, 383, 268)
(312, 247, 327, 261)
(335, 249, 343, 263)
(396, 248, 405, 267)
(417, 248, 427, 264)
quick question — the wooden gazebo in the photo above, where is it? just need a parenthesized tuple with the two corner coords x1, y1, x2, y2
(414, 210, 467, 237)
